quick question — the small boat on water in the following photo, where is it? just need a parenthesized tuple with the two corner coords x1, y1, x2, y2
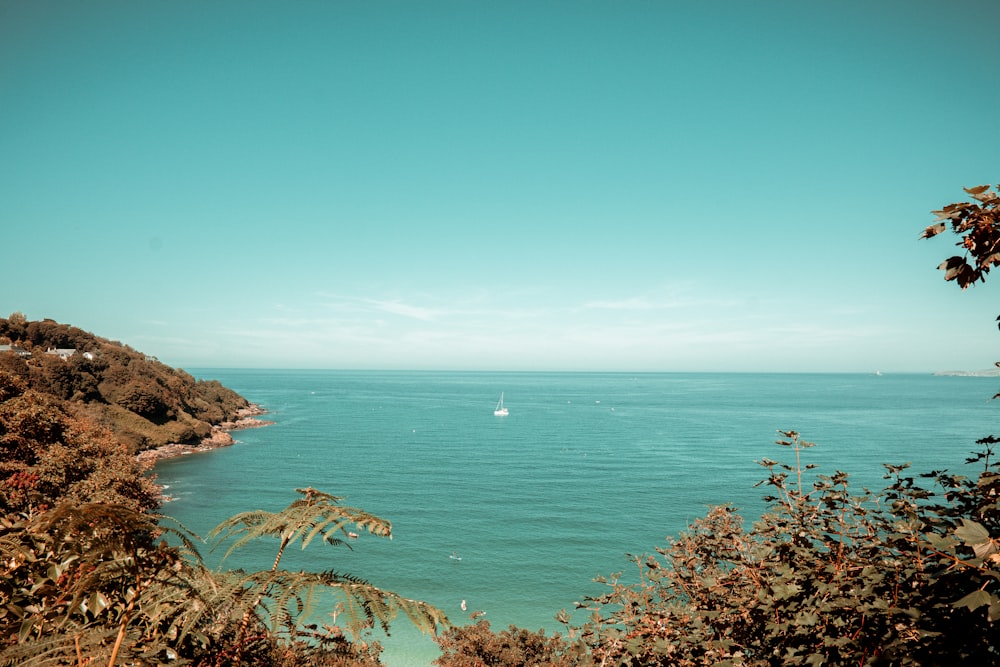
(494, 392, 508, 417)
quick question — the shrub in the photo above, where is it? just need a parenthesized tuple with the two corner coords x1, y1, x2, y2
(567, 431, 1000, 666)
(434, 619, 588, 666)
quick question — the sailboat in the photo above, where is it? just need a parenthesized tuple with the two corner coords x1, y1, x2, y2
(494, 392, 509, 416)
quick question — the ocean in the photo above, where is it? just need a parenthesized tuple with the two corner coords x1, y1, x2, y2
(154, 371, 1000, 666)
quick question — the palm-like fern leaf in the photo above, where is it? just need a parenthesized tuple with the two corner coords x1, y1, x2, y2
(205, 487, 449, 650)
(0, 625, 119, 667)
(209, 487, 392, 568)
(233, 567, 450, 640)
(3, 489, 448, 666)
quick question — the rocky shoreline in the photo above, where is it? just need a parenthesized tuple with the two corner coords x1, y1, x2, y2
(136, 404, 274, 464)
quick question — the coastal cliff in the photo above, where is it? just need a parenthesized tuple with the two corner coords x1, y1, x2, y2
(0, 314, 269, 456)
(135, 404, 274, 463)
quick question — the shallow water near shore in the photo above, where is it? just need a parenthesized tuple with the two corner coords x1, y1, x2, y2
(155, 370, 1000, 665)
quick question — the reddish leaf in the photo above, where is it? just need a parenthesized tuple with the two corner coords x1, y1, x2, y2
(957, 266, 978, 289)
(981, 252, 1000, 268)
(939, 256, 966, 278)
(920, 223, 946, 239)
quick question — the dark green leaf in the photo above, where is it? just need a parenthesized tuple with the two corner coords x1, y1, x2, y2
(954, 519, 990, 546)
(954, 589, 993, 612)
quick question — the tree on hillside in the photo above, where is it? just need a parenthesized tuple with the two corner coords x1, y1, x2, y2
(2, 312, 27, 342)
(0, 370, 160, 515)
(0, 316, 255, 452)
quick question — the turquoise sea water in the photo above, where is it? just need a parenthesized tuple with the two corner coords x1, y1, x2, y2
(154, 371, 1000, 666)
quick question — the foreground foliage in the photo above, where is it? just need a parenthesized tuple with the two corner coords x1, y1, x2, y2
(209, 487, 449, 665)
(1, 503, 203, 666)
(560, 432, 1000, 666)
(430, 432, 1000, 666)
(434, 619, 587, 666)
(1, 489, 449, 666)
(920, 183, 1000, 292)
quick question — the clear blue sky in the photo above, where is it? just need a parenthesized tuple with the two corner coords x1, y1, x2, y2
(2, 1, 998, 372)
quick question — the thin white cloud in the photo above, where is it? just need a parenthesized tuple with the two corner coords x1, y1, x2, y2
(312, 292, 444, 321)
(583, 297, 660, 310)
(363, 299, 440, 321)
(579, 284, 748, 313)
(140, 282, 932, 372)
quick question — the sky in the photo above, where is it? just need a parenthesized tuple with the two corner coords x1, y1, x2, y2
(2, 0, 999, 373)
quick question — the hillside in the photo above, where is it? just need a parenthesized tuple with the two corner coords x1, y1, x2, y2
(0, 314, 261, 454)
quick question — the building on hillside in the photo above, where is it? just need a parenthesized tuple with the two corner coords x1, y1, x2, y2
(46, 347, 77, 360)
(0, 344, 31, 358)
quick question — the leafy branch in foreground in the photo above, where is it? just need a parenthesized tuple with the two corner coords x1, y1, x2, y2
(0, 502, 208, 667)
(209, 487, 449, 663)
(562, 432, 1000, 666)
(920, 183, 1000, 291)
(1, 488, 449, 667)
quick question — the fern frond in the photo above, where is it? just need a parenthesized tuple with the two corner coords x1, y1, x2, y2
(209, 509, 281, 562)
(155, 514, 206, 566)
(394, 595, 452, 636)
(293, 487, 347, 504)
(1, 624, 118, 667)
(208, 488, 392, 568)
(201, 488, 448, 656)
(171, 568, 251, 647)
(313, 569, 450, 638)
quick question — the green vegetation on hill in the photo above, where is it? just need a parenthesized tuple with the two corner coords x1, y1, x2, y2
(0, 315, 252, 453)
(0, 369, 160, 515)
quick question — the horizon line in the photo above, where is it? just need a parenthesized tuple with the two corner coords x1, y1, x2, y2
(175, 366, 969, 376)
